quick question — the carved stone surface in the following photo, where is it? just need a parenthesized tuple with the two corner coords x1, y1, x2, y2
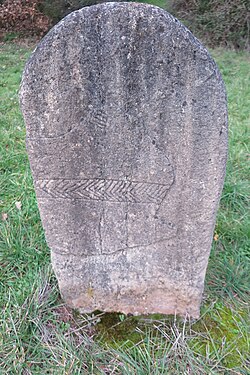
(20, 2, 227, 318)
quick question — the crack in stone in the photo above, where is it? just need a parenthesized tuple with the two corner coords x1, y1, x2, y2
(99, 205, 104, 253)
(52, 236, 175, 258)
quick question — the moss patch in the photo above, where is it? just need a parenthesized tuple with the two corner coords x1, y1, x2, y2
(94, 312, 176, 345)
(191, 302, 249, 368)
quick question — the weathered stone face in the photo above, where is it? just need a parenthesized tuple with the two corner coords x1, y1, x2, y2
(20, 3, 227, 318)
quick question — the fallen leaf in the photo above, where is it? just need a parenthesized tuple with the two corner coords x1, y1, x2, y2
(2, 213, 8, 221)
(15, 201, 22, 210)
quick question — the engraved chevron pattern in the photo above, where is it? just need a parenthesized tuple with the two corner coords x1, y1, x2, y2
(89, 110, 107, 129)
(37, 177, 173, 203)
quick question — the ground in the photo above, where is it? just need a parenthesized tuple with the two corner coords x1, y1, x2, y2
(0, 40, 249, 374)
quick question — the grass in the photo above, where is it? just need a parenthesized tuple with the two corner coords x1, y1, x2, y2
(0, 40, 249, 374)
(139, 0, 170, 10)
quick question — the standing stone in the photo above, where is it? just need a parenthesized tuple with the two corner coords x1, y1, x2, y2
(20, 3, 227, 318)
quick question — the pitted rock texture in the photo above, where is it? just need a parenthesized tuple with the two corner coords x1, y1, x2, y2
(20, 2, 228, 318)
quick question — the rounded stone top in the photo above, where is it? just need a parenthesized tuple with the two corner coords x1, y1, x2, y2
(20, 1, 227, 163)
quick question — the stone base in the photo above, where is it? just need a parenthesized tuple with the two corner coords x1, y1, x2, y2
(52, 249, 203, 319)
(69, 287, 201, 318)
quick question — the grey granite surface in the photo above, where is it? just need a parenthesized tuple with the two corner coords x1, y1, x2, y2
(20, 2, 227, 317)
